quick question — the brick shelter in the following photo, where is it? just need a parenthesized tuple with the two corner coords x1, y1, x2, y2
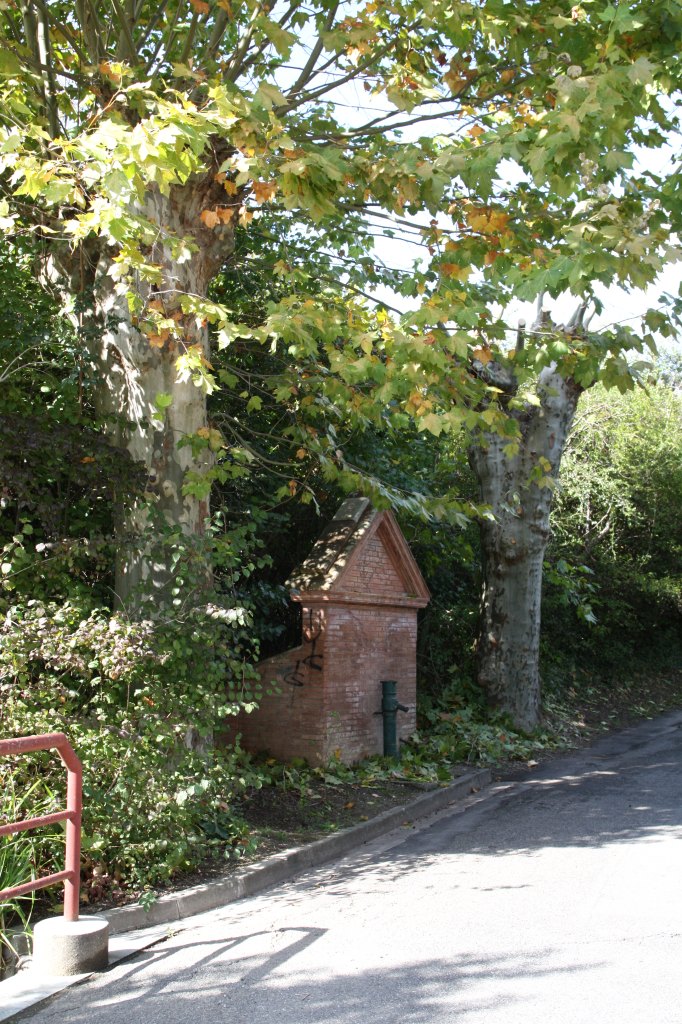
(229, 498, 430, 765)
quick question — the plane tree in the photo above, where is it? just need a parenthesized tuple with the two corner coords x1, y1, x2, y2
(1, 0, 681, 724)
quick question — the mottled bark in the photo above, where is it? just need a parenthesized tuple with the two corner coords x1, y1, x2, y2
(46, 150, 236, 610)
(471, 366, 583, 730)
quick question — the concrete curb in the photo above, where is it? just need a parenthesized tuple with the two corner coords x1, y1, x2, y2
(103, 768, 491, 935)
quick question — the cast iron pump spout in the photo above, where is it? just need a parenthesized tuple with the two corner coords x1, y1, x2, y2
(380, 680, 409, 759)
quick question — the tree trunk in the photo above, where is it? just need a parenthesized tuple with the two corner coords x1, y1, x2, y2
(49, 156, 236, 611)
(470, 367, 583, 730)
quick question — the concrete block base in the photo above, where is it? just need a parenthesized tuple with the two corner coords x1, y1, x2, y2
(32, 916, 109, 976)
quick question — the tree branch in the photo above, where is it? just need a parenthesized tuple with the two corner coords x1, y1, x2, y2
(110, 0, 139, 64)
(179, 10, 200, 65)
(282, 35, 401, 112)
(137, 0, 171, 58)
(204, 9, 232, 63)
(26, 1, 60, 137)
(76, 0, 105, 64)
(224, 1, 268, 83)
(287, 2, 340, 96)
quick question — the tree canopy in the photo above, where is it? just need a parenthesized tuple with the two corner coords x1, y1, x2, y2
(1, 0, 681, 720)
(2, 1, 680, 398)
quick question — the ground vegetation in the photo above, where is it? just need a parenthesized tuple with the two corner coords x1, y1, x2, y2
(1, 0, 682, 956)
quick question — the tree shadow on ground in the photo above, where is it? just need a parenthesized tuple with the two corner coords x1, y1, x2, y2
(47, 933, 602, 1024)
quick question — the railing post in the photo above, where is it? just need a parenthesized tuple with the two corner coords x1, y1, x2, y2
(0, 733, 108, 975)
(63, 753, 82, 923)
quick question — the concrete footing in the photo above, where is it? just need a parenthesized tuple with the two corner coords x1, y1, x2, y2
(32, 916, 109, 976)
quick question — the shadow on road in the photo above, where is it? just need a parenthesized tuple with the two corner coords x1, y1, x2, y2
(53, 941, 601, 1024)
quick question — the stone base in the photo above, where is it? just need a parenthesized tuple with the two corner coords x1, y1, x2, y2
(32, 916, 109, 976)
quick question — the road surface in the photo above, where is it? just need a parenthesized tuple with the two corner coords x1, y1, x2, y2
(20, 711, 682, 1023)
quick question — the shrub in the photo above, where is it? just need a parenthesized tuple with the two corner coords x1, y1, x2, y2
(0, 581, 265, 895)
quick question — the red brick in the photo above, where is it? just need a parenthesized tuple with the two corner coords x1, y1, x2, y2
(223, 507, 429, 766)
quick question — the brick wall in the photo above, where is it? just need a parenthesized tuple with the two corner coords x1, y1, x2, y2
(222, 511, 425, 766)
(321, 604, 417, 762)
(223, 608, 329, 765)
(342, 534, 406, 597)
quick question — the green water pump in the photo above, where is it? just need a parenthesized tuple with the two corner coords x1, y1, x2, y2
(380, 680, 409, 759)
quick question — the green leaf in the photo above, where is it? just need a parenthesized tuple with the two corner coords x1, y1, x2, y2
(254, 81, 287, 110)
(0, 50, 21, 76)
(258, 19, 296, 57)
(417, 413, 444, 436)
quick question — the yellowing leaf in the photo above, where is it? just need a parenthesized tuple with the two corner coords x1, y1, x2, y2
(472, 345, 492, 364)
(148, 331, 169, 349)
(259, 20, 296, 57)
(189, 0, 209, 13)
(98, 61, 126, 81)
(441, 263, 471, 282)
(418, 412, 444, 436)
(217, 206, 238, 223)
(466, 207, 510, 235)
(208, 429, 224, 451)
(468, 123, 485, 139)
(200, 209, 220, 228)
(296, 448, 307, 460)
(252, 180, 278, 203)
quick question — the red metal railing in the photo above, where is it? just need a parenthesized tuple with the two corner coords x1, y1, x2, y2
(0, 733, 82, 922)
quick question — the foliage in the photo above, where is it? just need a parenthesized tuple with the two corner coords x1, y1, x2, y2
(0, 1, 681, 891)
(0, 1, 679, 447)
(0, 518, 269, 893)
(544, 375, 682, 670)
(0, 775, 62, 971)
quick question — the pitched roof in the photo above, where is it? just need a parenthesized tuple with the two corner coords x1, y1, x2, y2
(287, 497, 430, 605)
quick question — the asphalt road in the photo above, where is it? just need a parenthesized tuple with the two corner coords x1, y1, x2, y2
(21, 711, 682, 1024)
